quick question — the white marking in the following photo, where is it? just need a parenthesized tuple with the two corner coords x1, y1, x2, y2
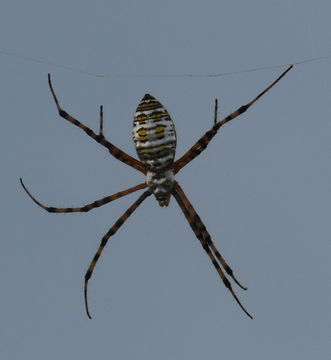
(135, 108, 165, 117)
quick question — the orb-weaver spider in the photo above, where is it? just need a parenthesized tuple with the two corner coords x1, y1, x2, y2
(20, 65, 293, 319)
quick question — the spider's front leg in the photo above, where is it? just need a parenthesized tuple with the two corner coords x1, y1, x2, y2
(47, 74, 146, 174)
(172, 65, 293, 173)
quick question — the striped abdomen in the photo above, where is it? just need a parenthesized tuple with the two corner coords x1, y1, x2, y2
(133, 94, 177, 173)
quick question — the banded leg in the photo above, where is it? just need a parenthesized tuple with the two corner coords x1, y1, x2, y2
(48, 74, 146, 174)
(20, 177, 147, 213)
(84, 189, 152, 319)
(172, 65, 293, 174)
(214, 98, 219, 125)
(172, 181, 252, 319)
(99, 105, 104, 137)
(172, 182, 247, 289)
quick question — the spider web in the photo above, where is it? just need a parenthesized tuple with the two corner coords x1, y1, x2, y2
(0, 50, 330, 78)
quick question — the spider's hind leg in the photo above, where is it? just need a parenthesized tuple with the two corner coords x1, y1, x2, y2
(193, 214, 247, 291)
(84, 189, 152, 319)
(172, 181, 252, 319)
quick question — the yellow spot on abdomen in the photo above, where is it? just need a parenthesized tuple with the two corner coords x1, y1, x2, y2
(137, 128, 148, 136)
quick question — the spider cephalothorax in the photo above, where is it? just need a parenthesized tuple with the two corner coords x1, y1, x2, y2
(21, 65, 293, 319)
(146, 169, 174, 206)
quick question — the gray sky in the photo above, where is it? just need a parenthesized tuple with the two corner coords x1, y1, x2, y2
(1, 0, 331, 359)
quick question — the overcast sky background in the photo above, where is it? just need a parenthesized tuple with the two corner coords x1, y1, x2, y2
(1, 1, 330, 359)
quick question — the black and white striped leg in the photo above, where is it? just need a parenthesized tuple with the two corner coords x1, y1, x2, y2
(84, 189, 152, 319)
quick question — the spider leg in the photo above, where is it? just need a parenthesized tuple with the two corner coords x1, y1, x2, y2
(172, 181, 253, 319)
(20, 177, 147, 213)
(99, 105, 104, 137)
(214, 98, 219, 125)
(48, 74, 146, 174)
(84, 189, 152, 319)
(172, 65, 293, 174)
(173, 181, 246, 288)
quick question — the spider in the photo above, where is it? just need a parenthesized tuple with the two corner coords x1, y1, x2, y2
(20, 65, 293, 319)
